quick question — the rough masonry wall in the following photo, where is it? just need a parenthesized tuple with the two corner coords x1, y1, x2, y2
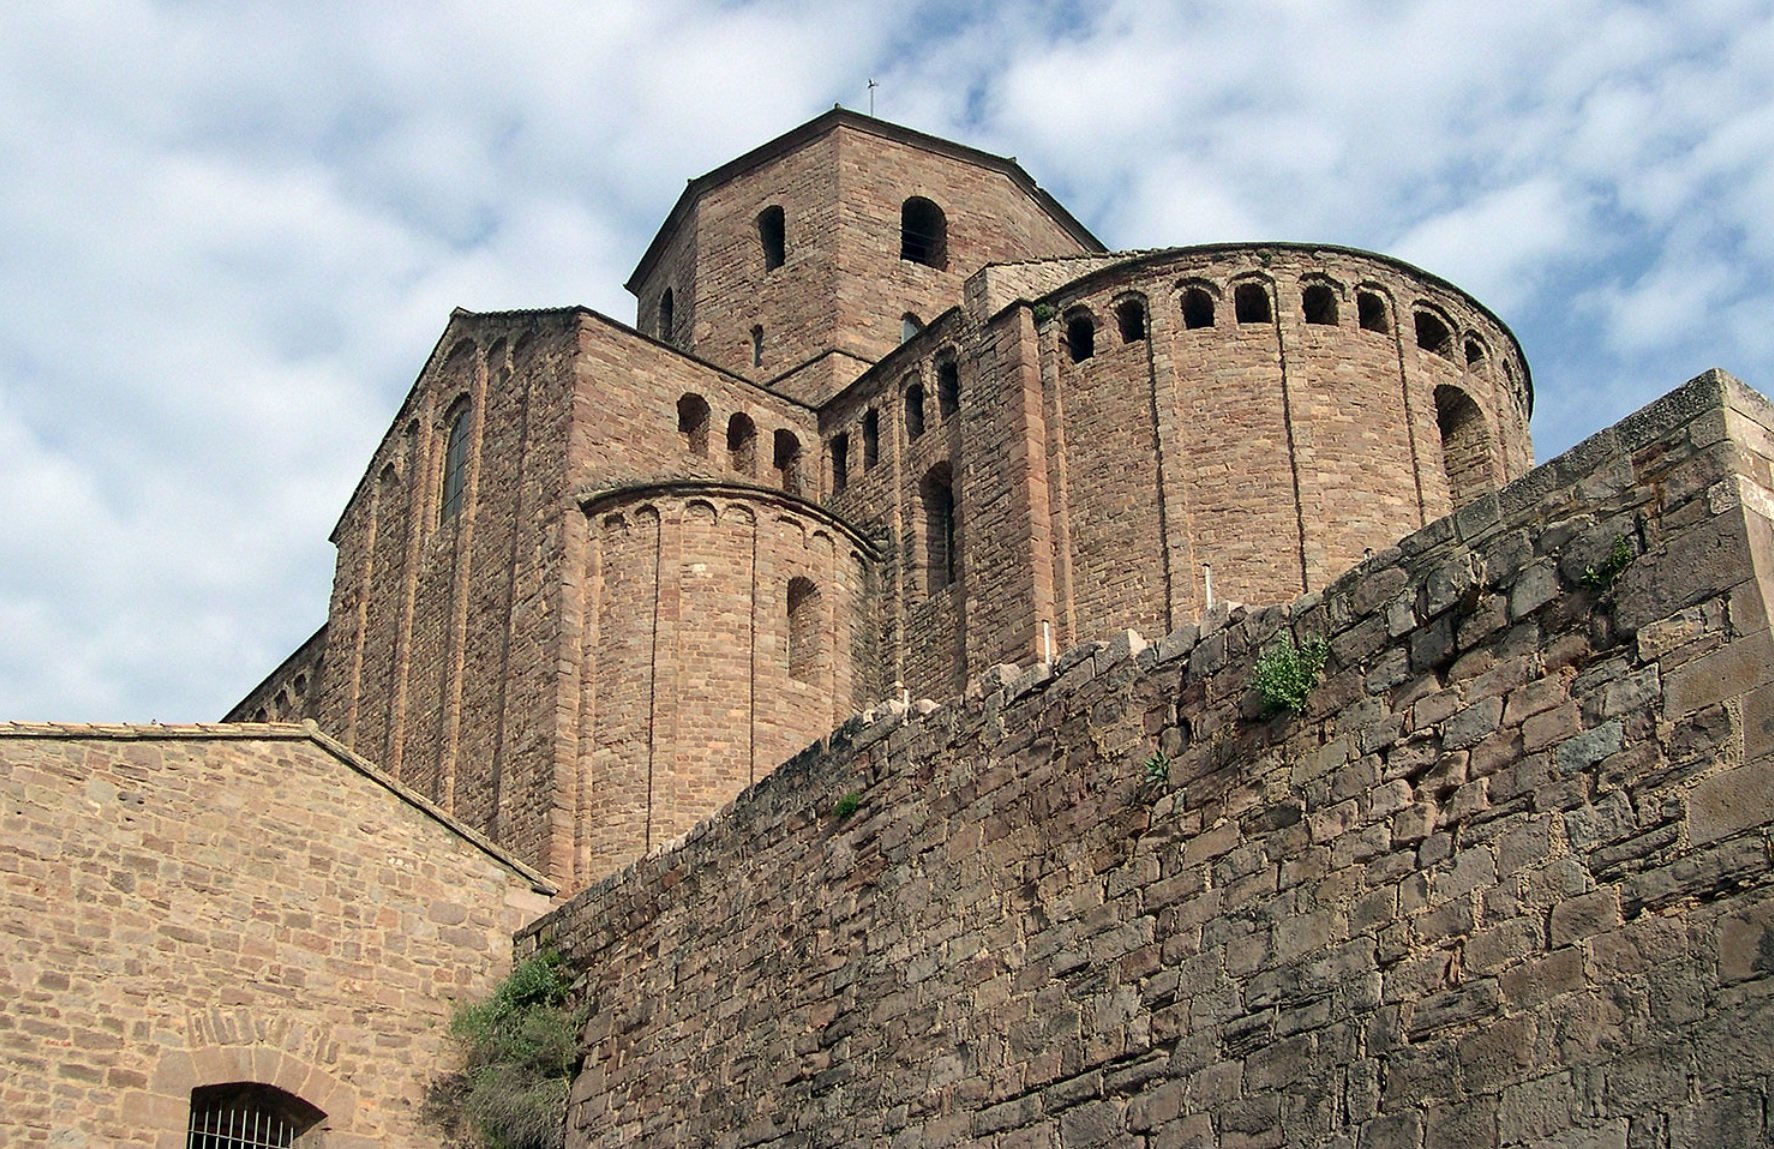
(527, 370, 1774, 1148)
(0, 725, 551, 1149)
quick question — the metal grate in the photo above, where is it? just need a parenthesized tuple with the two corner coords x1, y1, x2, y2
(187, 1099, 297, 1148)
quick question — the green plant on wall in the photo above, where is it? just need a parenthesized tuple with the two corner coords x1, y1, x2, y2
(1251, 635, 1330, 717)
(1580, 536, 1635, 593)
(436, 949, 582, 1149)
(832, 790, 862, 820)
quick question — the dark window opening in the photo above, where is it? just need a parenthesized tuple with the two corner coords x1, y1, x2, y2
(862, 408, 880, 469)
(1358, 290, 1390, 333)
(1302, 283, 1339, 325)
(905, 382, 926, 440)
(1066, 312, 1095, 362)
(901, 313, 923, 344)
(677, 393, 711, 457)
(773, 428, 803, 494)
(1234, 283, 1272, 324)
(900, 197, 947, 268)
(936, 357, 960, 417)
(921, 463, 957, 593)
(830, 433, 850, 494)
(1181, 286, 1215, 329)
(440, 400, 471, 524)
(1464, 337, 1487, 367)
(187, 1083, 324, 1148)
(751, 325, 764, 368)
(1435, 384, 1495, 509)
(1415, 310, 1455, 360)
(758, 205, 785, 270)
(658, 288, 675, 343)
(727, 412, 757, 476)
(787, 576, 821, 683)
(1116, 299, 1147, 343)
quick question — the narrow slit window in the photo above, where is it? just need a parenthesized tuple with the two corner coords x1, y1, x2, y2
(440, 400, 472, 524)
(1066, 312, 1095, 362)
(936, 357, 960, 417)
(901, 313, 923, 344)
(758, 205, 786, 270)
(906, 382, 926, 440)
(658, 288, 675, 343)
(830, 432, 850, 494)
(677, 393, 710, 457)
(862, 408, 880, 469)
(1181, 286, 1215, 329)
(1415, 310, 1455, 360)
(1358, 290, 1390, 333)
(773, 428, 803, 494)
(1234, 283, 1272, 324)
(751, 325, 764, 368)
(787, 576, 821, 683)
(1116, 299, 1147, 343)
(1302, 284, 1338, 325)
(921, 463, 957, 593)
(727, 412, 757, 476)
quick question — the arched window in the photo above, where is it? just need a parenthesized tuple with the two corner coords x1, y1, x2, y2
(1302, 283, 1339, 325)
(1415, 309, 1455, 360)
(658, 288, 675, 343)
(936, 357, 960, 417)
(901, 313, 923, 343)
(787, 576, 821, 683)
(758, 205, 786, 270)
(1181, 286, 1215, 329)
(1358, 290, 1390, 334)
(440, 399, 472, 524)
(905, 382, 926, 440)
(900, 197, 947, 268)
(862, 408, 880, 469)
(1234, 282, 1272, 324)
(830, 433, 850, 494)
(1464, 337, 1488, 368)
(773, 428, 803, 494)
(751, 325, 765, 368)
(1065, 311, 1095, 362)
(921, 463, 957, 593)
(1116, 299, 1147, 343)
(727, 412, 757, 476)
(187, 1083, 324, 1148)
(1435, 385, 1494, 509)
(677, 394, 710, 457)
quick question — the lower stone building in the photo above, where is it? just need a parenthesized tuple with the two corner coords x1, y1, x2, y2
(0, 723, 553, 1147)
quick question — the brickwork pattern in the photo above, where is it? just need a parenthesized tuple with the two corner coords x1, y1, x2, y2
(526, 370, 1774, 1148)
(0, 723, 551, 1148)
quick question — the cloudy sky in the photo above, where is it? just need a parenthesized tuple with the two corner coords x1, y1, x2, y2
(3, 0, 1771, 721)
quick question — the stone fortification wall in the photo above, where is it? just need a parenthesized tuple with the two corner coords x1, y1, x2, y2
(526, 369, 1774, 1148)
(0, 723, 552, 1149)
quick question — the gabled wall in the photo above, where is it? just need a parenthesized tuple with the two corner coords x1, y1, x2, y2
(524, 370, 1774, 1148)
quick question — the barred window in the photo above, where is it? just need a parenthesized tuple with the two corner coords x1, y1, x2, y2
(187, 1083, 323, 1148)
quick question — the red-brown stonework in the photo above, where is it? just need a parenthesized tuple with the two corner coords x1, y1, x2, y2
(525, 370, 1774, 1148)
(0, 723, 552, 1148)
(234, 114, 1535, 896)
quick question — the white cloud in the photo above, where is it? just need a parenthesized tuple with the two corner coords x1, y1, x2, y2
(2, 0, 1772, 719)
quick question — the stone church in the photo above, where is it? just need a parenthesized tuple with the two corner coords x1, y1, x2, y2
(6, 111, 1771, 1147)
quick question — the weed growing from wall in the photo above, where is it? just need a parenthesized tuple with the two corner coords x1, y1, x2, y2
(1581, 537, 1635, 593)
(832, 791, 862, 820)
(435, 950, 581, 1149)
(1251, 636, 1330, 717)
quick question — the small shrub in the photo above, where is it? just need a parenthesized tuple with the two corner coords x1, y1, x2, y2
(832, 791, 862, 820)
(1252, 636, 1329, 717)
(1032, 302, 1056, 323)
(440, 950, 581, 1149)
(1141, 752, 1170, 788)
(1581, 536, 1635, 593)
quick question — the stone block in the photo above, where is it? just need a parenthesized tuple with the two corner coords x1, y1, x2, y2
(1689, 758, 1774, 845)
